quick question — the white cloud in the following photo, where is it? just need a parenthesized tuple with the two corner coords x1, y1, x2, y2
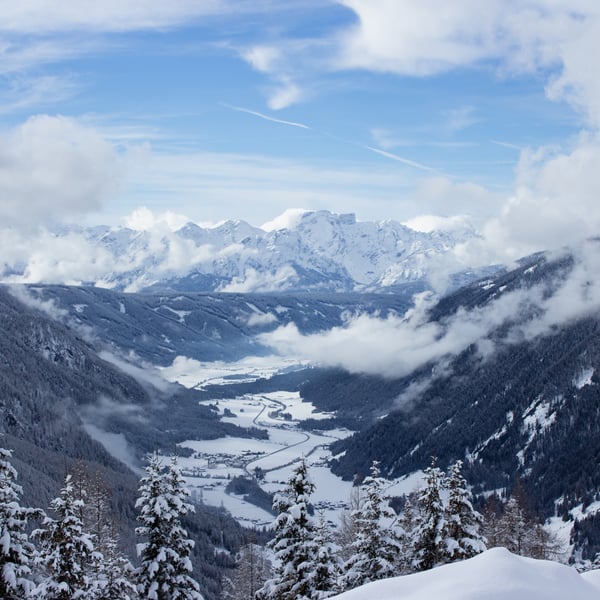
(246, 312, 278, 327)
(267, 77, 303, 110)
(124, 206, 190, 231)
(403, 214, 475, 234)
(261, 208, 310, 231)
(260, 288, 531, 378)
(219, 266, 299, 293)
(0, 115, 121, 227)
(260, 240, 600, 378)
(0, 1, 247, 33)
(443, 105, 479, 133)
(455, 132, 600, 266)
(242, 45, 282, 73)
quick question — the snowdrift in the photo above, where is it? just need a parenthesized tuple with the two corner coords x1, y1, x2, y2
(332, 548, 600, 600)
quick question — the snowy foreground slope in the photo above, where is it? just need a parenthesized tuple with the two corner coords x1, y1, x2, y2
(332, 548, 600, 600)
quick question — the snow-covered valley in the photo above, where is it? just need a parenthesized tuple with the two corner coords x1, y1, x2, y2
(161, 356, 354, 528)
(161, 356, 423, 529)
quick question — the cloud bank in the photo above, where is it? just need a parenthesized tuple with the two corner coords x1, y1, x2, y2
(260, 242, 600, 379)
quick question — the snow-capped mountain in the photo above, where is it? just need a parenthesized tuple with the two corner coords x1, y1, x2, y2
(3, 210, 483, 293)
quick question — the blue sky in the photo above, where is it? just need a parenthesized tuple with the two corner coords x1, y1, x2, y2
(1, 1, 599, 262)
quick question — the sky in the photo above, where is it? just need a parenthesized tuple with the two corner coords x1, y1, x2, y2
(1, 1, 600, 263)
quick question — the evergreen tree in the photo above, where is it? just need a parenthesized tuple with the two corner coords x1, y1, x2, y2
(221, 543, 271, 600)
(412, 458, 446, 572)
(34, 474, 96, 600)
(442, 460, 486, 561)
(310, 512, 339, 599)
(135, 453, 203, 600)
(339, 461, 399, 591)
(256, 459, 317, 600)
(396, 494, 417, 575)
(0, 447, 42, 599)
(93, 522, 138, 600)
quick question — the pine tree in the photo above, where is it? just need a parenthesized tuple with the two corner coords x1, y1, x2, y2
(310, 512, 339, 599)
(0, 447, 42, 599)
(339, 461, 399, 591)
(442, 460, 486, 562)
(135, 453, 203, 600)
(396, 494, 417, 575)
(221, 543, 271, 600)
(34, 474, 96, 600)
(256, 459, 317, 600)
(412, 458, 446, 572)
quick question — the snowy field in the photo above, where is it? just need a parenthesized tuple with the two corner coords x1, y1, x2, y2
(160, 355, 410, 528)
(332, 548, 600, 600)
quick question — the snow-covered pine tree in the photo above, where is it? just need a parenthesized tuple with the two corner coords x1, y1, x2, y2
(396, 494, 417, 575)
(411, 457, 446, 572)
(310, 511, 340, 599)
(95, 529, 138, 600)
(256, 459, 317, 600)
(135, 453, 203, 600)
(34, 474, 96, 600)
(221, 542, 271, 600)
(339, 461, 400, 591)
(442, 460, 486, 562)
(0, 447, 42, 599)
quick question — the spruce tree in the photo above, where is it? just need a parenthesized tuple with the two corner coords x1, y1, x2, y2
(0, 447, 41, 599)
(256, 459, 317, 600)
(396, 494, 417, 575)
(135, 453, 203, 600)
(442, 460, 486, 561)
(34, 474, 95, 600)
(412, 458, 446, 572)
(339, 461, 399, 591)
(310, 511, 339, 599)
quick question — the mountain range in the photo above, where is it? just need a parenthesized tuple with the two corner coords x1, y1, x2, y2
(3, 210, 488, 293)
(5, 218, 600, 572)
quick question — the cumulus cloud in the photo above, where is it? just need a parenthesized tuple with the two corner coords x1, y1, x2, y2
(124, 206, 190, 232)
(0, 115, 121, 227)
(2, 229, 115, 285)
(333, 1, 581, 80)
(451, 133, 600, 267)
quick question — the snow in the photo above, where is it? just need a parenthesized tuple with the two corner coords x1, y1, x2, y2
(573, 368, 594, 389)
(160, 354, 306, 388)
(331, 548, 599, 600)
(7, 209, 474, 293)
(582, 569, 600, 591)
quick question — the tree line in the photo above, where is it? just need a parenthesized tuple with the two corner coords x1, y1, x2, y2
(224, 458, 564, 600)
(0, 447, 203, 599)
(1, 444, 565, 600)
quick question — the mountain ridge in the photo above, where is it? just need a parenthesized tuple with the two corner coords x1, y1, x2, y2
(2, 209, 489, 294)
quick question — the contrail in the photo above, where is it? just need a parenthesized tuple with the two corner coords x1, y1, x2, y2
(222, 103, 310, 129)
